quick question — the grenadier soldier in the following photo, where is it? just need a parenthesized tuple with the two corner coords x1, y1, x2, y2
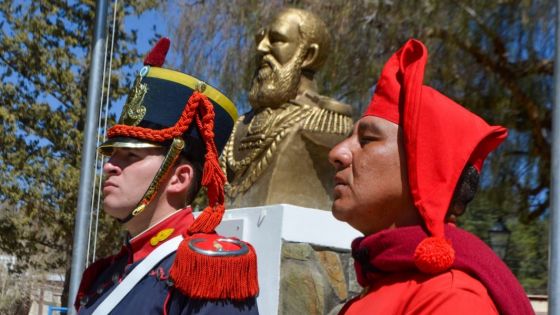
(329, 39, 533, 314)
(74, 38, 259, 314)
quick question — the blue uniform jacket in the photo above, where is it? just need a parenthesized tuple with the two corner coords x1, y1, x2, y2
(75, 208, 258, 314)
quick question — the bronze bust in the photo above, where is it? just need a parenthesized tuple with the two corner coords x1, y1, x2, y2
(221, 8, 353, 210)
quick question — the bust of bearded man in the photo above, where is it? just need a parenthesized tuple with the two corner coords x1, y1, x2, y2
(221, 8, 353, 210)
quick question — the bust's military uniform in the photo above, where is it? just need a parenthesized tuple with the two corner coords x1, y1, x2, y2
(75, 38, 258, 314)
(222, 89, 353, 210)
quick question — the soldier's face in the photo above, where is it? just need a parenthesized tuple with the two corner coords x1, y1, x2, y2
(328, 116, 417, 235)
(102, 147, 165, 220)
(249, 12, 306, 109)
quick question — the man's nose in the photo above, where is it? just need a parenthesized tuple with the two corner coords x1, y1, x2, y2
(103, 158, 121, 175)
(329, 141, 352, 170)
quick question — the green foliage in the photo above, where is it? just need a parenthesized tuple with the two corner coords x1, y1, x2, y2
(0, 266, 32, 315)
(167, 0, 553, 293)
(461, 192, 549, 294)
(0, 0, 156, 282)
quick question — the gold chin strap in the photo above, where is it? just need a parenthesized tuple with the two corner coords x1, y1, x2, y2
(118, 137, 185, 224)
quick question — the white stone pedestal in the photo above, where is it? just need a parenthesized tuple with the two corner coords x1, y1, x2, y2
(213, 204, 361, 315)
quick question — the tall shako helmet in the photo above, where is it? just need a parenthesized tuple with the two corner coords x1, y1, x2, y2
(99, 38, 258, 300)
(98, 38, 236, 223)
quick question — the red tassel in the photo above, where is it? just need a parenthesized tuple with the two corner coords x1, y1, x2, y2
(187, 204, 224, 235)
(169, 234, 259, 300)
(168, 96, 259, 299)
(144, 37, 170, 67)
(414, 236, 455, 274)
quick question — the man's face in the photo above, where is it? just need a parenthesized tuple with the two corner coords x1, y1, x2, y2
(249, 12, 306, 109)
(328, 116, 415, 235)
(102, 147, 165, 220)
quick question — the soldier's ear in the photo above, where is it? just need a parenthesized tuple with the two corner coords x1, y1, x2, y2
(167, 163, 194, 195)
(301, 43, 319, 70)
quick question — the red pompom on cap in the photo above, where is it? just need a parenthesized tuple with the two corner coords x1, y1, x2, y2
(144, 37, 170, 67)
(414, 236, 455, 274)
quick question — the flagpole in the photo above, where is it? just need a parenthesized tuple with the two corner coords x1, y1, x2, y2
(548, 1, 560, 313)
(67, 0, 108, 313)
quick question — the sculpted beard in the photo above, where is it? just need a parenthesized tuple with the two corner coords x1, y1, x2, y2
(248, 46, 306, 110)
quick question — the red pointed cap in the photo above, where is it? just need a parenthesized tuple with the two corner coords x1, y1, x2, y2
(362, 46, 401, 124)
(364, 39, 507, 273)
(144, 37, 171, 67)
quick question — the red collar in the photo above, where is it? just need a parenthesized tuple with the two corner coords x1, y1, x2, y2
(351, 225, 533, 315)
(129, 207, 194, 262)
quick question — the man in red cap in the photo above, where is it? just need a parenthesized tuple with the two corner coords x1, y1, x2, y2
(329, 39, 533, 314)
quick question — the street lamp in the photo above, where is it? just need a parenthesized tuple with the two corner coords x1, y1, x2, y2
(488, 217, 511, 260)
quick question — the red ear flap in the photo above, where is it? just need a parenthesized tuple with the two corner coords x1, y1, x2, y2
(144, 37, 170, 67)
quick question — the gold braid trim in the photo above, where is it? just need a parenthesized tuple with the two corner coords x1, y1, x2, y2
(301, 107, 353, 134)
(223, 105, 312, 198)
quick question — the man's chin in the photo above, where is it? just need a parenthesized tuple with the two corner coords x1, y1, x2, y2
(103, 204, 131, 221)
(331, 201, 349, 222)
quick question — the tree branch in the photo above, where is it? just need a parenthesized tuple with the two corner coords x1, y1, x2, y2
(429, 29, 549, 158)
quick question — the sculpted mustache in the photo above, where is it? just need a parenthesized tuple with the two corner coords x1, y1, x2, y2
(253, 57, 278, 83)
(257, 55, 280, 72)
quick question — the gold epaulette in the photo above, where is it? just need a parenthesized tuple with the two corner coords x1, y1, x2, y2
(294, 90, 353, 134)
(302, 106, 353, 134)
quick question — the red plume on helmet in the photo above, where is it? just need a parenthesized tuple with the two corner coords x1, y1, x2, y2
(143, 37, 170, 67)
(364, 39, 507, 274)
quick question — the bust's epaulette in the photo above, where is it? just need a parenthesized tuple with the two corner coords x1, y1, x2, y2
(293, 90, 353, 134)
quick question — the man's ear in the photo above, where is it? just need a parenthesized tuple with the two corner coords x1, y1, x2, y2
(167, 163, 194, 195)
(301, 43, 319, 69)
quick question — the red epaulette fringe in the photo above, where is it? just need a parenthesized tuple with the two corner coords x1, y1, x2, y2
(170, 235, 259, 300)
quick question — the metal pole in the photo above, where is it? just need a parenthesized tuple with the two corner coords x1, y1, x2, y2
(67, 0, 108, 313)
(549, 1, 560, 313)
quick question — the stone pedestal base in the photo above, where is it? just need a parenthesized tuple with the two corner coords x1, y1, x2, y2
(212, 205, 361, 315)
(280, 242, 361, 315)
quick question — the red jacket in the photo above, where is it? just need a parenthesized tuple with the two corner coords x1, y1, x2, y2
(340, 225, 533, 315)
(341, 269, 498, 314)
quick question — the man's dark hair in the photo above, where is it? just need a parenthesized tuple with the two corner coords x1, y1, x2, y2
(448, 164, 480, 220)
